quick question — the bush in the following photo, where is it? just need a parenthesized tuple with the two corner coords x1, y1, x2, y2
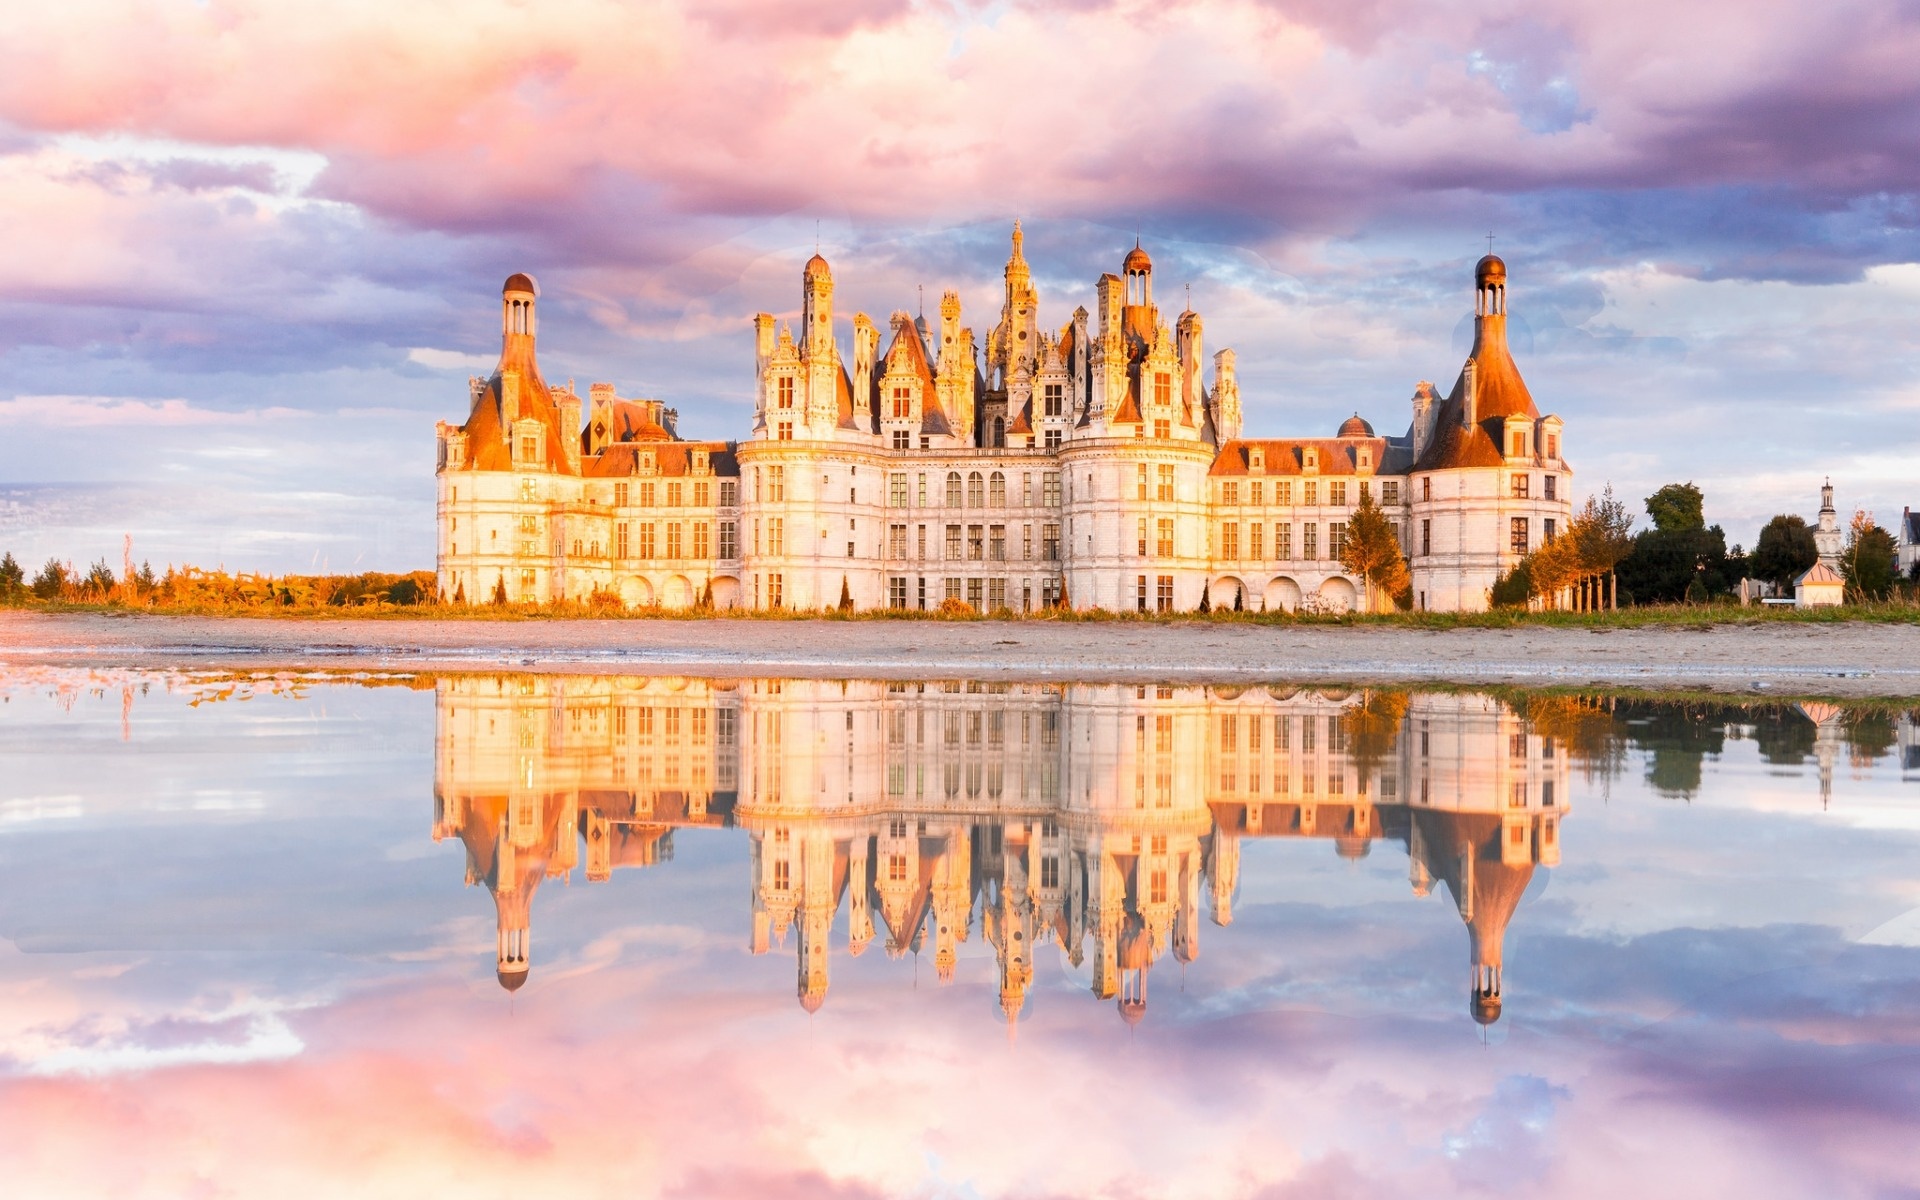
(0, 552, 23, 602)
(1490, 561, 1532, 608)
(937, 597, 976, 617)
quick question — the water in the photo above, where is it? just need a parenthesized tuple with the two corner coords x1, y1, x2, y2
(1, 670, 1917, 1198)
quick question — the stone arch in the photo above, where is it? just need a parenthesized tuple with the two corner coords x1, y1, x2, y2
(1317, 576, 1358, 612)
(1264, 575, 1302, 613)
(662, 575, 693, 609)
(708, 575, 742, 610)
(1208, 575, 1248, 611)
(620, 576, 655, 609)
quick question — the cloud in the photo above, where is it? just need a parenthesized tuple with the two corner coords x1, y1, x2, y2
(405, 347, 493, 372)
(0, 395, 232, 427)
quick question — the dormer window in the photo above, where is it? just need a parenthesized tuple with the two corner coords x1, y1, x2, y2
(891, 385, 912, 420)
(1304, 448, 1319, 472)
(1546, 434, 1559, 458)
(777, 376, 796, 409)
(1044, 383, 1063, 417)
(1510, 432, 1527, 457)
(1249, 448, 1265, 471)
(519, 435, 537, 462)
(1154, 373, 1171, 406)
(1358, 449, 1372, 470)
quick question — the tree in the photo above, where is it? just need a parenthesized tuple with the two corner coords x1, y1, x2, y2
(1616, 481, 1729, 604)
(1572, 484, 1635, 608)
(1527, 534, 1583, 607)
(492, 574, 508, 605)
(1490, 559, 1532, 608)
(0, 552, 22, 602)
(85, 559, 117, 597)
(1751, 515, 1817, 591)
(31, 558, 67, 600)
(1338, 491, 1409, 612)
(1645, 482, 1705, 533)
(838, 576, 853, 612)
(1841, 510, 1898, 601)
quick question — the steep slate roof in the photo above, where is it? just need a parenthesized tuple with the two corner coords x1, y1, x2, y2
(584, 440, 739, 478)
(1414, 295, 1541, 473)
(1208, 437, 1411, 477)
(456, 339, 575, 475)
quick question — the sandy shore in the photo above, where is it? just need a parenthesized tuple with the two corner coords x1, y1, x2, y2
(3, 612, 1917, 697)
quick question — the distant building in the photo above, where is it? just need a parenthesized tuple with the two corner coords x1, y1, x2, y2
(1897, 506, 1919, 579)
(1795, 560, 1845, 607)
(436, 231, 1575, 613)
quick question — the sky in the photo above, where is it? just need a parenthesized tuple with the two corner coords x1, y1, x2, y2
(0, 672, 1917, 1197)
(0, 0, 1916, 574)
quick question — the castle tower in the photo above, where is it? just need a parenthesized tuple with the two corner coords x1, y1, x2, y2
(1123, 241, 1152, 308)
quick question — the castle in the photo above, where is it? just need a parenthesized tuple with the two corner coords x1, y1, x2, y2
(432, 677, 1570, 1027)
(436, 228, 1573, 612)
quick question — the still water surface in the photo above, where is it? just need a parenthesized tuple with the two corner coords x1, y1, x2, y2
(1, 671, 1917, 1198)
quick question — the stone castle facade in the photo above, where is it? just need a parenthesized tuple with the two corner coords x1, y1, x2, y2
(436, 229, 1573, 612)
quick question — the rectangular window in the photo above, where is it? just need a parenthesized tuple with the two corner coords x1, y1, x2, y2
(889, 524, 908, 558)
(1544, 518, 1557, 542)
(1303, 523, 1318, 559)
(1329, 481, 1347, 506)
(777, 421, 793, 441)
(1137, 518, 1148, 557)
(1422, 476, 1432, 501)
(1044, 383, 1063, 416)
(1154, 372, 1172, 406)
(892, 429, 911, 449)
(1044, 428, 1061, 451)
(1156, 518, 1174, 558)
(946, 525, 962, 560)
(891, 385, 912, 420)
(1421, 519, 1431, 556)
(1156, 575, 1174, 612)
(519, 435, 537, 462)
(616, 523, 629, 559)
(1544, 475, 1557, 501)
(1023, 524, 1033, 560)
(968, 525, 985, 561)
(1304, 481, 1318, 506)
(989, 525, 1006, 561)
(1511, 517, 1529, 554)
(1153, 418, 1171, 439)
(720, 480, 738, 506)
(1137, 464, 1149, 501)
(767, 466, 785, 501)
(1042, 524, 1060, 560)
(639, 523, 656, 558)
(889, 577, 908, 608)
(614, 482, 629, 507)
(988, 578, 1006, 609)
(640, 481, 656, 507)
(917, 525, 927, 560)
(1510, 433, 1526, 457)
(666, 523, 682, 558)
(967, 578, 984, 608)
(693, 522, 710, 558)
(1223, 481, 1239, 506)
(1251, 481, 1264, 506)
(1136, 575, 1148, 612)
(1382, 481, 1399, 506)
(1043, 472, 1061, 506)
(767, 573, 783, 608)
(1157, 465, 1175, 502)
(694, 481, 710, 507)
(1511, 474, 1530, 499)
(719, 521, 737, 559)
(1250, 522, 1264, 560)
(917, 473, 927, 505)
(777, 376, 795, 409)
(890, 473, 908, 506)
(1276, 522, 1292, 559)
(667, 482, 683, 507)
(1329, 522, 1347, 559)
(769, 517, 784, 555)
(1222, 522, 1239, 559)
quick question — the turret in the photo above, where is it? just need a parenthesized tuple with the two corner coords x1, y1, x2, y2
(802, 253, 834, 358)
(853, 314, 879, 436)
(1212, 348, 1241, 443)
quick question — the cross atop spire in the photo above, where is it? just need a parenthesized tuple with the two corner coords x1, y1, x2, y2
(1486, 231, 1496, 255)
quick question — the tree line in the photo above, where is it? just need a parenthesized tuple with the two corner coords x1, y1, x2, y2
(0, 555, 436, 609)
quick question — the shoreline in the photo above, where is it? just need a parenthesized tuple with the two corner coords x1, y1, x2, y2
(3, 612, 1917, 698)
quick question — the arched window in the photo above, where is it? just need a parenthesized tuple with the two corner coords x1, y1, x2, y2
(988, 472, 1006, 507)
(992, 417, 1005, 447)
(946, 472, 963, 507)
(967, 471, 985, 507)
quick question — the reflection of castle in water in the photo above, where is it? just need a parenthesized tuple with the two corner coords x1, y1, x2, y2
(433, 678, 1568, 1025)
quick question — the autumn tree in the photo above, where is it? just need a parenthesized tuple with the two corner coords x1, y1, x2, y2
(1571, 485, 1635, 608)
(1338, 491, 1409, 611)
(1841, 510, 1898, 601)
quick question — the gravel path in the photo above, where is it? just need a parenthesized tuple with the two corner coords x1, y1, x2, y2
(3, 612, 1917, 697)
